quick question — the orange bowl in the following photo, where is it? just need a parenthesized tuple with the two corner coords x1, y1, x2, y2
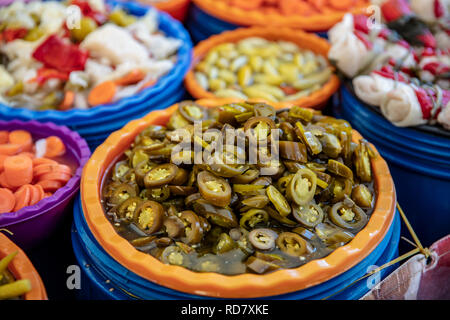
(81, 99, 396, 298)
(139, 0, 190, 21)
(184, 27, 340, 110)
(0, 233, 47, 300)
(193, 0, 368, 31)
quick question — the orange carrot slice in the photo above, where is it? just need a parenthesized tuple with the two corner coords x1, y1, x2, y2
(34, 184, 45, 201)
(28, 185, 41, 206)
(13, 185, 31, 211)
(33, 158, 58, 167)
(0, 131, 9, 144)
(36, 180, 62, 192)
(0, 144, 22, 156)
(0, 155, 7, 173)
(9, 130, 32, 152)
(44, 136, 66, 158)
(59, 91, 75, 111)
(18, 152, 35, 160)
(115, 69, 146, 86)
(33, 163, 72, 177)
(38, 172, 72, 183)
(4, 155, 33, 187)
(0, 188, 15, 214)
(0, 172, 15, 190)
(88, 81, 117, 106)
(44, 192, 53, 198)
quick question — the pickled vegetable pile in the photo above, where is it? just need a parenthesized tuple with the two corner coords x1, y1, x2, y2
(194, 37, 332, 102)
(102, 101, 376, 275)
(0, 252, 31, 300)
(0, 130, 73, 214)
(0, 0, 181, 110)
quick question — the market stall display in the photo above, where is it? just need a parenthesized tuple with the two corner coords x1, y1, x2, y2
(0, 232, 47, 300)
(76, 99, 399, 299)
(186, 0, 370, 42)
(185, 27, 340, 109)
(0, 0, 192, 148)
(329, 0, 450, 245)
(0, 120, 90, 248)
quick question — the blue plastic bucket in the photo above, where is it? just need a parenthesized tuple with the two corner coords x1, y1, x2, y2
(72, 195, 400, 300)
(335, 85, 450, 246)
(0, 0, 192, 150)
(186, 3, 327, 44)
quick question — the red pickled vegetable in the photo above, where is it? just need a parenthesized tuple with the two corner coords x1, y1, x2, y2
(32, 35, 89, 73)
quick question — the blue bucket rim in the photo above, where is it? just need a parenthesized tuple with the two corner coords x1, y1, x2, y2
(0, 0, 192, 125)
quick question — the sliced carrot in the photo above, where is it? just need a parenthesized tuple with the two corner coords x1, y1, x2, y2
(4, 155, 33, 188)
(18, 152, 35, 160)
(38, 171, 72, 183)
(114, 69, 146, 86)
(88, 81, 117, 106)
(0, 144, 22, 156)
(0, 131, 9, 144)
(9, 130, 32, 152)
(13, 185, 31, 211)
(0, 172, 15, 190)
(44, 192, 53, 198)
(33, 163, 72, 177)
(34, 184, 45, 201)
(0, 188, 15, 214)
(32, 158, 58, 167)
(44, 136, 66, 158)
(36, 180, 62, 192)
(0, 155, 7, 173)
(280, 85, 298, 95)
(28, 185, 41, 206)
(59, 91, 75, 111)
(140, 79, 156, 91)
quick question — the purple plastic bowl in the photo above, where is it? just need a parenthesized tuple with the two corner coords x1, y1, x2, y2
(0, 120, 90, 248)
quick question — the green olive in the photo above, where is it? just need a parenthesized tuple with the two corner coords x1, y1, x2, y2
(70, 17, 97, 42)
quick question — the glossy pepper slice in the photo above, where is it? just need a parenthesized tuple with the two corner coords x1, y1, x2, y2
(178, 101, 208, 123)
(214, 233, 237, 254)
(276, 232, 307, 257)
(192, 199, 238, 228)
(179, 210, 203, 245)
(144, 163, 177, 188)
(248, 228, 278, 250)
(117, 196, 142, 221)
(108, 183, 137, 206)
(315, 223, 354, 248)
(279, 141, 308, 163)
(295, 122, 322, 155)
(163, 215, 185, 238)
(197, 171, 231, 208)
(244, 116, 276, 143)
(329, 202, 368, 232)
(287, 168, 317, 205)
(246, 256, 280, 274)
(292, 202, 324, 228)
(351, 184, 373, 208)
(266, 185, 291, 217)
(327, 159, 353, 180)
(354, 140, 373, 183)
(240, 208, 269, 230)
(133, 200, 165, 235)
